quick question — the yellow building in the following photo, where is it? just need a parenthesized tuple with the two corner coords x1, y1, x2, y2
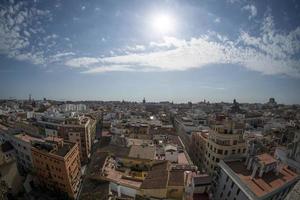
(190, 131, 209, 172)
(204, 119, 246, 174)
(36, 115, 96, 163)
(31, 137, 81, 199)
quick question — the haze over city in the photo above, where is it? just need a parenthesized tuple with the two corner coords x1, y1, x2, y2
(0, 0, 300, 104)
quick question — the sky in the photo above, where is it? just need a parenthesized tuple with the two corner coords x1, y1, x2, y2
(0, 0, 300, 104)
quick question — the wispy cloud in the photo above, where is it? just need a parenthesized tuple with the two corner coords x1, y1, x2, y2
(65, 13, 300, 77)
(242, 4, 257, 19)
(65, 57, 99, 68)
(214, 17, 221, 23)
(82, 65, 135, 73)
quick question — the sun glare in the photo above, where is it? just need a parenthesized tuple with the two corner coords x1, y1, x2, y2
(151, 13, 175, 34)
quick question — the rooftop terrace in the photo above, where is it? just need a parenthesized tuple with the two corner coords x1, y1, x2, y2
(226, 160, 299, 197)
(101, 157, 143, 189)
(32, 140, 75, 157)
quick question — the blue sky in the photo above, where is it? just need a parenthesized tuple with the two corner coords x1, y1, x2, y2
(0, 0, 300, 104)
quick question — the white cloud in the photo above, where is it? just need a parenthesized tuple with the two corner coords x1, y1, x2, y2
(65, 57, 99, 68)
(125, 45, 146, 52)
(150, 37, 187, 48)
(49, 52, 75, 63)
(227, 0, 245, 4)
(242, 4, 257, 19)
(15, 52, 45, 65)
(214, 17, 221, 23)
(0, 1, 53, 65)
(65, 14, 300, 77)
(23, 30, 30, 37)
(82, 65, 135, 73)
(53, 52, 75, 58)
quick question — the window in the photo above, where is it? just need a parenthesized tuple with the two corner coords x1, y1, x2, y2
(224, 150, 228, 155)
(218, 149, 223, 154)
(238, 149, 241, 153)
(220, 192, 223, 198)
(216, 158, 220, 162)
(231, 182, 234, 188)
(226, 176, 229, 182)
(227, 191, 231, 197)
(236, 188, 241, 195)
(232, 150, 236, 154)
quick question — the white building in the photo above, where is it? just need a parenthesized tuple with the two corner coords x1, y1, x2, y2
(212, 155, 299, 200)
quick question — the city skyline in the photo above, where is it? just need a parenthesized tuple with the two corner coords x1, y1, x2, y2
(1, 0, 300, 104)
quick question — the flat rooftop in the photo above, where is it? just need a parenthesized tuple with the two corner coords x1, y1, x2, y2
(33, 140, 75, 157)
(15, 133, 44, 143)
(257, 153, 276, 165)
(141, 161, 169, 189)
(52, 142, 75, 157)
(101, 157, 143, 189)
(128, 145, 155, 160)
(226, 160, 299, 197)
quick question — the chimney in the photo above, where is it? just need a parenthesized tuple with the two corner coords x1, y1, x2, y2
(258, 166, 264, 177)
(184, 171, 191, 186)
(276, 160, 283, 176)
(247, 157, 253, 170)
(251, 164, 258, 179)
(245, 154, 250, 166)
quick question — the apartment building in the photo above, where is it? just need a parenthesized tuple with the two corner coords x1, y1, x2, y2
(31, 137, 81, 199)
(204, 119, 246, 174)
(190, 130, 209, 172)
(211, 154, 299, 200)
(0, 124, 44, 174)
(36, 115, 96, 163)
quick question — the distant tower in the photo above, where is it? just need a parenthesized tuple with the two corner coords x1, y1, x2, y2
(143, 97, 146, 104)
(267, 97, 277, 107)
(231, 99, 240, 113)
(269, 98, 276, 104)
(29, 94, 32, 102)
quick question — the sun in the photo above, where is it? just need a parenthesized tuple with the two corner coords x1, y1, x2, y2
(151, 13, 175, 34)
